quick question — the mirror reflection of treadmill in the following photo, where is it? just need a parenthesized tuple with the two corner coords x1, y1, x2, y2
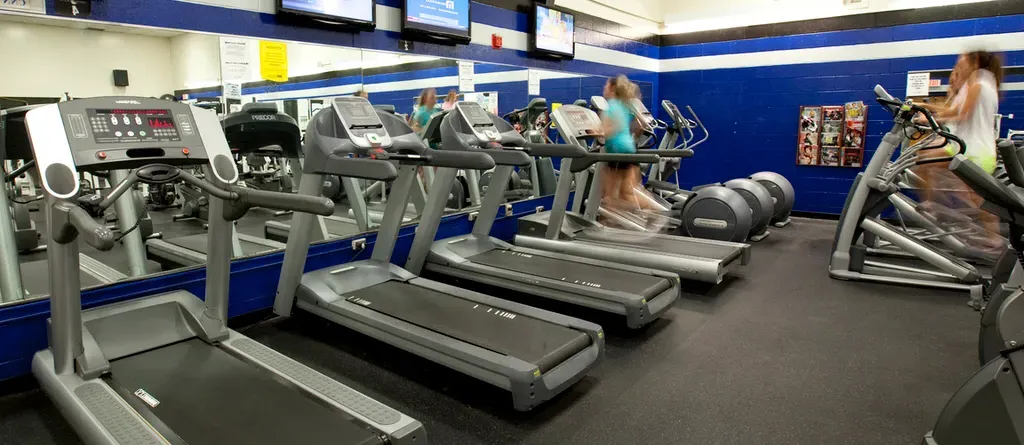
(145, 103, 296, 269)
(0, 105, 155, 300)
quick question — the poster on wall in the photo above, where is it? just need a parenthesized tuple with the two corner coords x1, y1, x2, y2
(259, 41, 289, 83)
(219, 37, 251, 83)
(819, 106, 844, 167)
(842, 101, 867, 167)
(797, 106, 822, 165)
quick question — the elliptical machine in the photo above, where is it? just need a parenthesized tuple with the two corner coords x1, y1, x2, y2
(646, 100, 775, 242)
(926, 142, 1024, 445)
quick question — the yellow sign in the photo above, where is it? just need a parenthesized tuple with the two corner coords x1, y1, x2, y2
(550, 103, 563, 128)
(259, 41, 289, 82)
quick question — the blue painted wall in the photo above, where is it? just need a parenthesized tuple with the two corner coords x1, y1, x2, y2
(658, 15, 1024, 215)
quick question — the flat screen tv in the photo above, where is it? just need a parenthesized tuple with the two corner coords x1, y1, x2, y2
(276, 0, 376, 30)
(402, 0, 472, 44)
(531, 3, 575, 59)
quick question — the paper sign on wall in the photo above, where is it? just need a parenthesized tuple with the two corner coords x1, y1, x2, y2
(906, 72, 930, 97)
(0, 0, 45, 14)
(223, 82, 242, 100)
(259, 41, 289, 83)
(458, 61, 475, 92)
(528, 70, 541, 96)
(219, 37, 251, 83)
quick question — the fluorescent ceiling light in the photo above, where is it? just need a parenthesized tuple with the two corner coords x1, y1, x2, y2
(662, 0, 997, 35)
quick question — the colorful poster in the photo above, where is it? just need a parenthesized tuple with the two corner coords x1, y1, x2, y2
(797, 106, 822, 165)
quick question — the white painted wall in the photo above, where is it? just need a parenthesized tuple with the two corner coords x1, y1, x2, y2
(170, 33, 223, 90)
(554, 0, 661, 33)
(0, 22, 174, 98)
(662, 0, 999, 34)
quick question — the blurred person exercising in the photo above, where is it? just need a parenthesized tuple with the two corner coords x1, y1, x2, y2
(915, 50, 1005, 250)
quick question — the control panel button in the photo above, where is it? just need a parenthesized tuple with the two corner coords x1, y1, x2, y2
(110, 116, 118, 125)
(122, 115, 130, 125)
(139, 131, 146, 136)
(115, 131, 123, 137)
(366, 133, 381, 144)
(135, 115, 142, 125)
(97, 152, 107, 160)
(182, 148, 190, 155)
(127, 131, 134, 137)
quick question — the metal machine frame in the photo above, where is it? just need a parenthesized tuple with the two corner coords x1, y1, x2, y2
(273, 97, 604, 411)
(30, 97, 424, 445)
(829, 86, 986, 305)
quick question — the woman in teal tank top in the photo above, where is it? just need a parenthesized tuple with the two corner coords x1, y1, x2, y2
(598, 75, 654, 221)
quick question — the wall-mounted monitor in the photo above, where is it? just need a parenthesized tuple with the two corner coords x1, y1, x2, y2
(276, 0, 377, 31)
(402, 0, 472, 44)
(531, 3, 575, 59)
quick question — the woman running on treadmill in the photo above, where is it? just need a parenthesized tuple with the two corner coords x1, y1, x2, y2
(915, 50, 1005, 251)
(597, 76, 664, 228)
(411, 88, 437, 136)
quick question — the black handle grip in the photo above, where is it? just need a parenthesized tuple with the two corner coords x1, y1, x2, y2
(381, 153, 433, 164)
(525, 142, 587, 158)
(426, 150, 495, 170)
(637, 149, 693, 158)
(5, 160, 35, 183)
(232, 187, 335, 216)
(571, 153, 660, 172)
(318, 155, 399, 181)
(482, 148, 533, 166)
(69, 206, 115, 251)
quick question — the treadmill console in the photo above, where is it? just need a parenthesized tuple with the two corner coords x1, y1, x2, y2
(661, 101, 686, 128)
(590, 96, 608, 112)
(627, 98, 656, 132)
(24, 97, 237, 199)
(549, 105, 603, 140)
(331, 97, 392, 148)
(455, 101, 501, 143)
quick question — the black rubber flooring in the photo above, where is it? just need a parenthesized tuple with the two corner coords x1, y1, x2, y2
(0, 217, 980, 444)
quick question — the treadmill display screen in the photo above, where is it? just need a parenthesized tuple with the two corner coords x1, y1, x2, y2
(87, 108, 181, 144)
(663, 102, 683, 124)
(333, 99, 382, 128)
(563, 110, 601, 135)
(457, 102, 493, 127)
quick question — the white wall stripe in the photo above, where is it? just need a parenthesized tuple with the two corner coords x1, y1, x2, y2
(243, 69, 582, 101)
(660, 31, 1024, 72)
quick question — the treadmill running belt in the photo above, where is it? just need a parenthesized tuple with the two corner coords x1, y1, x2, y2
(342, 280, 590, 373)
(468, 249, 672, 297)
(21, 260, 105, 297)
(107, 339, 383, 445)
(167, 233, 270, 256)
(578, 228, 741, 262)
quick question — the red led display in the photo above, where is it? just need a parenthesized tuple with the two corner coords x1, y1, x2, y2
(148, 118, 175, 129)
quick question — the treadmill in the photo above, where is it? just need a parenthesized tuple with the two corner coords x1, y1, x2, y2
(30, 97, 425, 445)
(406, 101, 681, 329)
(274, 97, 603, 411)
(146, 103, 289, 269)
(516, 104, 751, 284)
(0, 105, 151, 300)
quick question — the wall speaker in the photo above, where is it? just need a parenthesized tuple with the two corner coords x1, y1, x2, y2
(112, 70, 129, 87)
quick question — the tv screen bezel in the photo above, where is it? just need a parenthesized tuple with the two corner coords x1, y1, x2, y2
(401, 0, 473, 45)
(276, 0, 377, 31)
(531, 3, 576, 59)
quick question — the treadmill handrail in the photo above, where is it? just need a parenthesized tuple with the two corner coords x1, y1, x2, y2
(570, 153, 659, 172)
(524, 142, 588, 158)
